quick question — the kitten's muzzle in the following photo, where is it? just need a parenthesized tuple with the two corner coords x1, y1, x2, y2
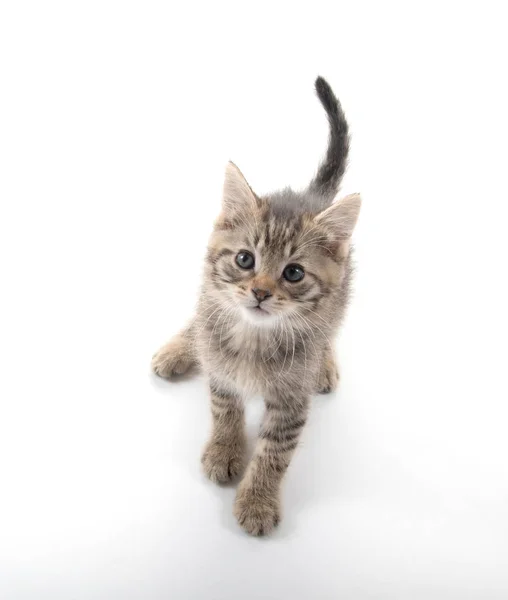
(252, 288, 273, 303)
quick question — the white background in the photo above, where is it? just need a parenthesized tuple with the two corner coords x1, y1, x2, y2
(1, 2, 508, 598)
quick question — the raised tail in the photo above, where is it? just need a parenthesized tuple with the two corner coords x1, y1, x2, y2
(307, 77, 350, 202)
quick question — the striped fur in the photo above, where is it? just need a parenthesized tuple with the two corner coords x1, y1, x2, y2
(152, 77, 361, 535)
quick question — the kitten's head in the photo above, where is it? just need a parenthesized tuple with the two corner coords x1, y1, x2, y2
(205, 162, 361, 328)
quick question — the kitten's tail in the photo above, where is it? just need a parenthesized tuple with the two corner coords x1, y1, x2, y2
(307, 77, 350, 203)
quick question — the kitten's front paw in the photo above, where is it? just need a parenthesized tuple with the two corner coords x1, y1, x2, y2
(151, 337, 194, 378)
(234, 486, 281, 536)
(201, 439, 245, 484)
(317, 358, 339, 394)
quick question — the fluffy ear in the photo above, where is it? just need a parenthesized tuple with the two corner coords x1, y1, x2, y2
(217, 161, 260, 227)
(315, 193, 362, 240)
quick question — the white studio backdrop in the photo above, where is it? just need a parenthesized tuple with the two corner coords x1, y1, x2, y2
(1, 2, 508, 599)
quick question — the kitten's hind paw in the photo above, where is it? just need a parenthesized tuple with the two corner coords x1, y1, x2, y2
(151, 336, 195, 378)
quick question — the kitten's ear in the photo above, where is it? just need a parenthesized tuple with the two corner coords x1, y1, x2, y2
(315, 193, 362, 247)
(217, 162, 260, 227)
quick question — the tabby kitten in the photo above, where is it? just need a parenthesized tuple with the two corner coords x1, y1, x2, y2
(152, 77, 361, 536)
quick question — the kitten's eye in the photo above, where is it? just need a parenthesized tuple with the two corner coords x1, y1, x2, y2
(283, 264, 305, 282)
(236, 251, 255, 270)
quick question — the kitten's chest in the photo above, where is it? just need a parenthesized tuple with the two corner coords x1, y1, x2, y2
(198, 320, 278, 395)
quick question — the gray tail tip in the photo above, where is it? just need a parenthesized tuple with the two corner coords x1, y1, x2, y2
(314, 76, 336, 110)
(315, 76, 331, 95)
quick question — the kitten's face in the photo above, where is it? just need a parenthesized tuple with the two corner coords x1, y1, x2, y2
(207, 209, 342, 328)
(204, 162, 360, 329)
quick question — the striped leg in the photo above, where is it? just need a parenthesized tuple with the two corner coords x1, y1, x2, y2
(234, 394, 310, 535)
(201, 381, 246, 484)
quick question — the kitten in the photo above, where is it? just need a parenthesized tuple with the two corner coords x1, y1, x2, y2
(152, 77, 361, 536)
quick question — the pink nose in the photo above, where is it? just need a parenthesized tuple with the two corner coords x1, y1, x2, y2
(252, 288, 272, 302)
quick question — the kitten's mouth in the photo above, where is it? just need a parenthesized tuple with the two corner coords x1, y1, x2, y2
(247, 304, 271, 316)
(241, 303, 276, 326)
(250, 305, 269, 314)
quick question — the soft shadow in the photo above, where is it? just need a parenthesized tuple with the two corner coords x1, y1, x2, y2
(281, 390, 350, 513)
